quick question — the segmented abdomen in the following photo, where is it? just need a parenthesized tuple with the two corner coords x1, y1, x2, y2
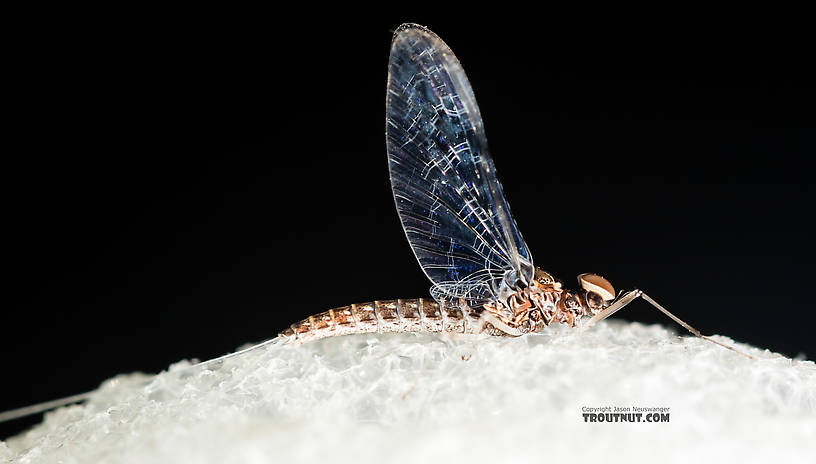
(280, 299, 482, 343)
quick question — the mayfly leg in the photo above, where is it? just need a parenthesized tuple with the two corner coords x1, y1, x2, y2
(579, 289, 643, 329)
(580, 289, 754, 360)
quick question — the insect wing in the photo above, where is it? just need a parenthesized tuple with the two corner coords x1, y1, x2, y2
(386, 24, 533, 303)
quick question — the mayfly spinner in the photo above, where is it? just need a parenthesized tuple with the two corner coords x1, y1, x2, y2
(0, 23, 751, 426)
(279, 24, 750, 359)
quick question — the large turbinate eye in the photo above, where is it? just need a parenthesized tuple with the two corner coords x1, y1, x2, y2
(578, 273, 616, 309)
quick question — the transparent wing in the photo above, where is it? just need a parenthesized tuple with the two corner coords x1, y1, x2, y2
(386, 24, 533, 304)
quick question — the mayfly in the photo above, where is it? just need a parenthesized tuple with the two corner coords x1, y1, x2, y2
(0, 23, 751, 426)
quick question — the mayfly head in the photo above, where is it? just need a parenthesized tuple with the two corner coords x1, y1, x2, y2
(577, 273, 616, 314)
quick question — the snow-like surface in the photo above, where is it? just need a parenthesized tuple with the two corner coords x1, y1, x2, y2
(2, 321, 815, 463)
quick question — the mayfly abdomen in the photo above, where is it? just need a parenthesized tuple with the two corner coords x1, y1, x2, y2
(281, 298, 483, 343)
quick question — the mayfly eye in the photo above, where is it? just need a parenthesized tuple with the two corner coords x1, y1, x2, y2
(578, 273, 616, 302)
(586, 291, 604, 309)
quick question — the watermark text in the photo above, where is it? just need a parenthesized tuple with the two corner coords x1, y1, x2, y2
(581, 406, 670, 423)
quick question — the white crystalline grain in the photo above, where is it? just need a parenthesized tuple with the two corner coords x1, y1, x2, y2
(2, 321, 815, 464)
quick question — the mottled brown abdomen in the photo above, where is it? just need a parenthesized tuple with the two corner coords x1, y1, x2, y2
(280, 298, 483, 343)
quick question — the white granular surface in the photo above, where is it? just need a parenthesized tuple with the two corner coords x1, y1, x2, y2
(2, 321, 814, 463)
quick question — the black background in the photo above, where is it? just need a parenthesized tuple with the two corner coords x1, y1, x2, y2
(2, 12, 813, 438)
